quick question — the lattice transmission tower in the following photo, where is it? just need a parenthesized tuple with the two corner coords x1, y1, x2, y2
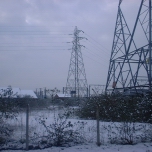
(106, 0, 152, 93)
(65, 26, 88, 97)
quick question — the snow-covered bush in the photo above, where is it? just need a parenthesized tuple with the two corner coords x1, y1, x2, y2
(104, 122, 152, 145)
(37, 109, 86, 147)
(79, 93, 152, 123)
(0, 98, 19, 145)
(0, 87, 20, 146)
(78, 93, 152, 145)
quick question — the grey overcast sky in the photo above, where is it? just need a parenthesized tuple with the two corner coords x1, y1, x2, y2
(0, 0, 140, 91)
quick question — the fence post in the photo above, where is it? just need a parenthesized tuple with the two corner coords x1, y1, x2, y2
(96, 104, 101, 146)
(26, 104, 29, 151)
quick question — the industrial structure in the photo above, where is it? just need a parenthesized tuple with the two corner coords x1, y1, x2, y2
(88, 84, 105, 97)
(65, 26, 88, 98)
(106, 0, 152, 94)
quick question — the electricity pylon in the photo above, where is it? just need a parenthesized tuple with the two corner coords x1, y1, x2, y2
(106, 0, 152, 93)
(65, 26, 88, 98)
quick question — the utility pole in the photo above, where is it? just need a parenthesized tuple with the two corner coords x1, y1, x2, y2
(26, 104, 29, 151)
(149, 0, 152, 90)
(40, 88, 42, 98)
(92, 89, 101, 146)
(44, 87, 47, 98)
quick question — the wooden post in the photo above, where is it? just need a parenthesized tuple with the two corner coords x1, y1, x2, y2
(96, 104, 101, 146)
(26, 104, 29, 151)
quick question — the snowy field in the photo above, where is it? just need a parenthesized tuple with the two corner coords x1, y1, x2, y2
(1, 107, 152, 152)
(1, 143, 152, 152)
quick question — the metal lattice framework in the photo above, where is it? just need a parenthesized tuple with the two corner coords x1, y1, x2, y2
(88, 84, 105, 97)
(106, 0, 152, 93)
(65, 26, 88, 97)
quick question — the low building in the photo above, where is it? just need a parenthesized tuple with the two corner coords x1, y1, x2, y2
(54, 93, 71, 100)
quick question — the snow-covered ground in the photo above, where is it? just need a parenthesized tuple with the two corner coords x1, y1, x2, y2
(1, 142, 152, 152)
(1, 107, 152, 152)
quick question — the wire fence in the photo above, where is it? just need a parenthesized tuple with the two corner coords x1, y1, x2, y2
(1, 104, 152, 151)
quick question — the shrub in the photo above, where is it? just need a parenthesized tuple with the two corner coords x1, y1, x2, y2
(78, 94, 152, 123)
(0, 98, 19, 145)
(38, 109, 86, 147)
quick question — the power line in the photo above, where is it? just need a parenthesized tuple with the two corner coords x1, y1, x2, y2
(0, 42, 69, 44)
(0, 49, 69, 51)
(0, 34, 72, 36)
(85, 39, 110, 57)
(0, 45, 70, 47)
(0, 32, 73, 35)
(0, 25, 75, 27)
(84, 47, 109, 64)
(67, 48, 109, 67)
(84, 32, 110, 52)
(83, 53, 108, 67)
